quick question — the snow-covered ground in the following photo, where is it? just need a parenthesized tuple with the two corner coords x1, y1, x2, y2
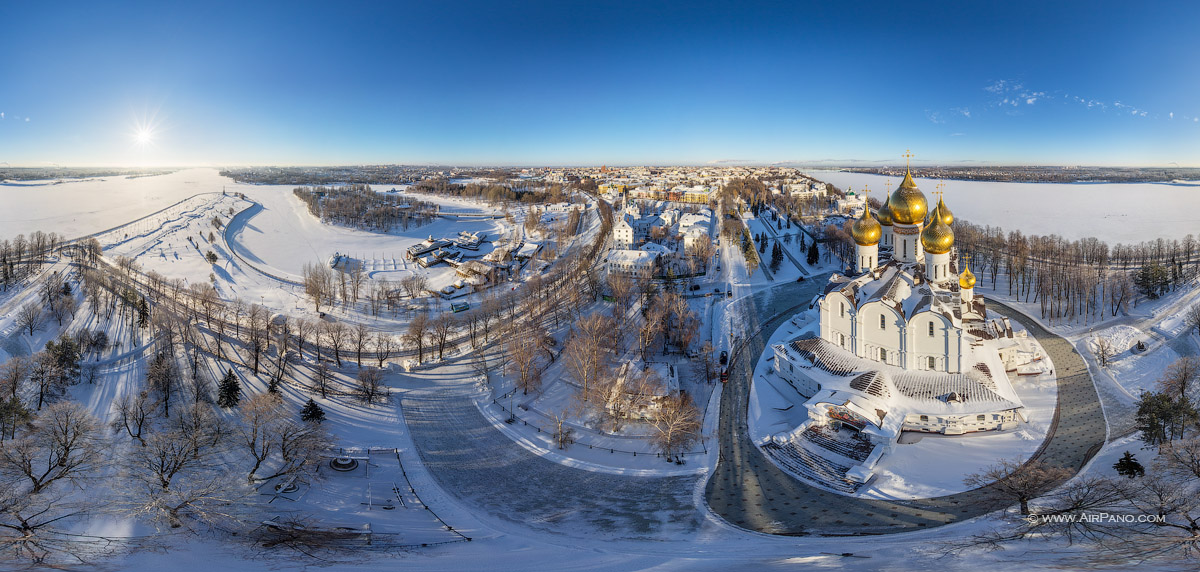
(810, 169, 1200, 244)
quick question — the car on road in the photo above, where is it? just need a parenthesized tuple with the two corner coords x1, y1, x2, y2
(720, 369, 729, 383)
(690, 284, 701, 291)
(715, 265, 721, 271)
(796, 275, 806, 282)
(726, 290, 732, 298)
(720, 351, 728, 365)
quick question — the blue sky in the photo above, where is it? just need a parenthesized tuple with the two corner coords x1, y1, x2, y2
(1, 1, 1198, 166)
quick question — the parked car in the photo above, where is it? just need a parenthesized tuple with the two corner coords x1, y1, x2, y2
(690, 284, 701, 291)
(796, 275, 806, 282)
(720, 351, 728, 365)
(720, 369, 729, 383)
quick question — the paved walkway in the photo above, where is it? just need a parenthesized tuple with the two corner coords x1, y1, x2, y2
(402, 376, 702, 539)
(704, 285, 1108, 535)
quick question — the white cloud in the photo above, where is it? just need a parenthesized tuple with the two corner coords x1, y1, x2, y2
(926, 110, 945, 124)
(0, 112, 4, 120)
(1195, 117, 1198, 123)
(24, 117, 30, 122)
(949, 132, 965, 137)
(952, 107, 971, 118)
(1170, 112, 1175, 119)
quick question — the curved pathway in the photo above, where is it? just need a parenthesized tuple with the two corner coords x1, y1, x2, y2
(705, 283, 1107, 535)
(401, 369, 702, 539)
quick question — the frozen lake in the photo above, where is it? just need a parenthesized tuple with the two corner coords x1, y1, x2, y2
(808, 170, 1200, 245)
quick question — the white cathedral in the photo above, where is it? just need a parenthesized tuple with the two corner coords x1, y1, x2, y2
(763, 164, 1043, 491)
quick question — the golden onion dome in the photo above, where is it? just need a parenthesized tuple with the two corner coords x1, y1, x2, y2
(920, 204, 954, 254)
(887, 169, 928, 225)
(959, 259, 976, 289)
(850, 209, 882, 246)
(935, 195, 954, 226)
(876, 200, 893, 226)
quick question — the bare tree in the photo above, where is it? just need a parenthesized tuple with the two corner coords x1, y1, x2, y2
(0, 357, 30, 400)
(325, 321, 348, 368)
(238, 394, 330, 484)
(651, 393, 703, 462)
(246, 304, 269, 375)
(1187, 303, 1200, 337)
(1158, 357, 1200, 400)
(302, 262, 332, 312)
(351, 323, 370, 368)
(16, 303, 43, 338)
(548, 404, 576, 450)
(373, 332, 395, 368)
(405, 311, 429, 363)
(964, 458, 1074, 515)
(430, 313, 455, 360)
(0, 402, 104, 494)
(1093, 336, 1114, 367)
(125, 411, 238, 530)
(506, 326, 545, 395)
(562, 313, 614, 399)
(313, 361, 332, 399)
(292, 317, 312, 359)
(355, 367, 386, 405)
(112, 390, 153, 446)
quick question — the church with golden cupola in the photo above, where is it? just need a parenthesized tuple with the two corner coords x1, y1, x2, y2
(765, 153, 1039, 486)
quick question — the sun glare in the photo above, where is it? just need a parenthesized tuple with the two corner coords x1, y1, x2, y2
(134, 127, 154, 146)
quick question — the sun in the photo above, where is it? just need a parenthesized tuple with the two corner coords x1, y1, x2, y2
(134, 127, 155, 146)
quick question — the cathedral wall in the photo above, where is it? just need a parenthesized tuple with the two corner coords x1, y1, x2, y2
(822, 292, 855, 352)
(858, 301, 904, 366)
(908, 312, 959, 372)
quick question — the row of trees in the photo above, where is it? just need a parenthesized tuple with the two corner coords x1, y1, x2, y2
(0, 231, 66, 292)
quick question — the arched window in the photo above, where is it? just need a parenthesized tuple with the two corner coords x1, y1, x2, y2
(840, 302, 845, 318)
(879, 348, 886, 361)
(839, 333, 846, 347)
(928, 321, 935, 337)
(927, 356, 935, 369)
(879, 314, 886, 329)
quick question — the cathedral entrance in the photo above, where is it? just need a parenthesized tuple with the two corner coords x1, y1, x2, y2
(826, 405, 869, 433)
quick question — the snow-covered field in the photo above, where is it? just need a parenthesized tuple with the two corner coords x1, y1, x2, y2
(0, 170, 206, 239)
(809, 170, 1200, 244)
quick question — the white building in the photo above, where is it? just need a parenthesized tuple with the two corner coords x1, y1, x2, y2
(764, 168, 1034, 486)
(607, 249, 657, 278)
(613, 216, 636, 249)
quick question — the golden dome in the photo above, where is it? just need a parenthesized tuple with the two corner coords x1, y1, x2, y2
(850, 209, 882, 246)
(921, 204, 954, 254)
(876, 200, 893, 226)
(935, 195, 953, 226)
(959, 257, 976, 289)
(887, 169, 928, 225)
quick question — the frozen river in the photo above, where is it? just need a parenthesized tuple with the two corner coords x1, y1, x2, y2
(808, 170, 1200, 245)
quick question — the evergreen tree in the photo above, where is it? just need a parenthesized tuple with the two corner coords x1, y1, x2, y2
(806, 241, 819, 265)
(61, 281, 72, 296)
(776, 219, 782, 230)
(217, 369, 241, 408)
(267, 376, 281, 395)
(137, 296, 150, 329)
(1113, 451, 1145, 478)
(770, 242, 784, 273)
(300, 398, 326, 424)
(758, 236, 767, 254)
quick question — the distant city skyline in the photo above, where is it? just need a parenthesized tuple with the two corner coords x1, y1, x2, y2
(3, 1, 1199, 167)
